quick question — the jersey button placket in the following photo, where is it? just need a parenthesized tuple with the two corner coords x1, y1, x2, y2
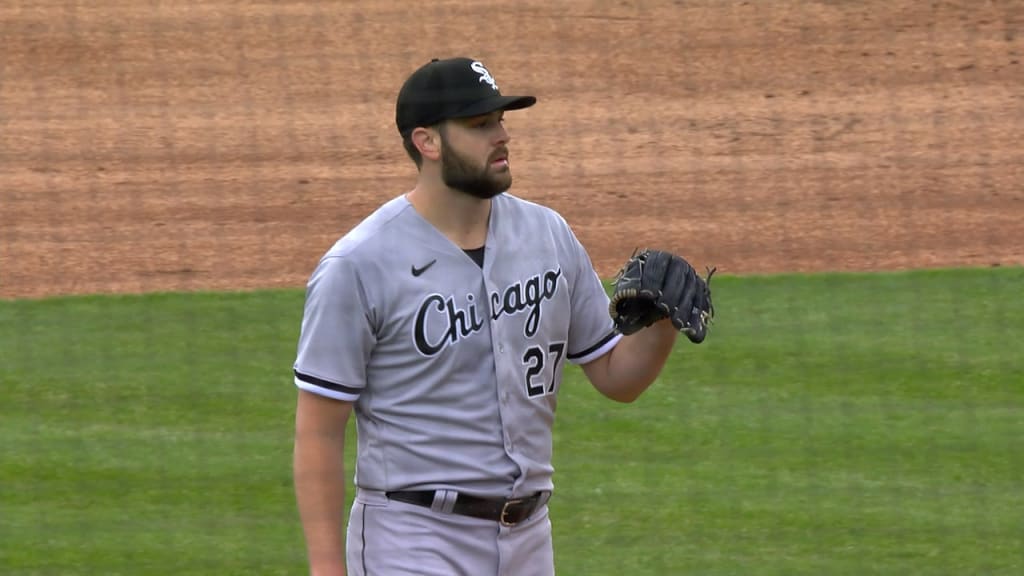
(487, 280, 516, 456)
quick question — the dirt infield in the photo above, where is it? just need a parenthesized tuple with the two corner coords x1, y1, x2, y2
(2, 1, 1021, 299)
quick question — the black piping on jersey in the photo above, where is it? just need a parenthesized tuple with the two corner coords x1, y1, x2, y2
(567, 330, 619, 361)
(293, 369, 361, 396)
(360, 501, 368, 575)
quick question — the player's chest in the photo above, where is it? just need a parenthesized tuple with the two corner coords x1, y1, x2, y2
(396, 262, 569, 358)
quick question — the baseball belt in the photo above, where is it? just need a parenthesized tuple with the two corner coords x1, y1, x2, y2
(385, 490, 548, 527)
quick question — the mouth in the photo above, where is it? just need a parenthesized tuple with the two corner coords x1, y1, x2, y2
(489, 151, 509, 168)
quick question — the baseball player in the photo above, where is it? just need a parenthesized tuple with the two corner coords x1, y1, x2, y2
(291, 57, 714, 576)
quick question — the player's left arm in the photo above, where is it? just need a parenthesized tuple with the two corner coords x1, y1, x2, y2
(557, 216, 713, 404)
(582, 249, 715, 402)
(579, 319, 677, 403)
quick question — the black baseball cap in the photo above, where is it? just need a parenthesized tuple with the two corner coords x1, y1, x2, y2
(395, 57, 537, 136)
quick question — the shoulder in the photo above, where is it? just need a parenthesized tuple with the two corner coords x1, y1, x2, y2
(321, 195, 413, 261)
(495, 192, 573, 231)
(304, 195, 413, 285)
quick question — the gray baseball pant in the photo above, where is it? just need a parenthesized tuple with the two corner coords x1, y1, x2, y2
(347, 488, 555, 576)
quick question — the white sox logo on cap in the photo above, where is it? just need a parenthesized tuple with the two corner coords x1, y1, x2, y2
(470, 61, 499, 91)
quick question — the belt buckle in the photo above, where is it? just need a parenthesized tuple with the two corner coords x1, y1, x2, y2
(499, 498, 525, 527)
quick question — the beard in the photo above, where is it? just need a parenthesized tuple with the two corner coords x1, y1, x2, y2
(440, 138, 511, 200)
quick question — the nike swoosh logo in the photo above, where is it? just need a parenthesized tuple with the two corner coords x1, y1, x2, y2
(411, 259, 437, 277)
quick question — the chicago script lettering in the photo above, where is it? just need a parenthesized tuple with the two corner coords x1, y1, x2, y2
(414, 293, 486, 356)
(489, 268, 561, 337)
(413, 268, 562, 356)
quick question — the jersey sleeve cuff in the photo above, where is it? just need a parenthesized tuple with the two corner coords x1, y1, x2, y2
(294, 370, 362, 402)
(567, 331, 622, 365)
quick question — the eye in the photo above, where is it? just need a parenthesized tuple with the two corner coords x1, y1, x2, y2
(474, 114, 504, 129)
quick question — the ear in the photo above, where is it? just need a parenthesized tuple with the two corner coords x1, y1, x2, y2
(412, 126, 442, 162)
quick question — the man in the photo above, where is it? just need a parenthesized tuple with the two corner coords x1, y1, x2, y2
(292, 57, 713, 576)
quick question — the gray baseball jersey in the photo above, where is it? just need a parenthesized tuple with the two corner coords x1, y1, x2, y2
(293, 192, 621, 498)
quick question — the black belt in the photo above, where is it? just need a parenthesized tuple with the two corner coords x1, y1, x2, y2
(386, 490, 547, 527)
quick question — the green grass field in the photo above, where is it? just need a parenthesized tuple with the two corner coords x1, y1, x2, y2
(1, 268, 1021, 575)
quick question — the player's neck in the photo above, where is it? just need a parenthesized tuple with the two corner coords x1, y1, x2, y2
(406, 183, 491, 250)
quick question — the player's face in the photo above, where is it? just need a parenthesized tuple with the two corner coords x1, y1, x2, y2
(439, 111, 512, 199)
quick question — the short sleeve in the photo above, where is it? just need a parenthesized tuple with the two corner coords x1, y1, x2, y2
(292, 256, 376, 401)
(565, 227, 622, 365)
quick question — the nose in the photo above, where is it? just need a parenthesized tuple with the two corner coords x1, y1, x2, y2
(495, 122, 510, 145)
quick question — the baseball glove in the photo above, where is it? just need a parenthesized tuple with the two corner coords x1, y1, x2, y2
(608, 249, 716, 343)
